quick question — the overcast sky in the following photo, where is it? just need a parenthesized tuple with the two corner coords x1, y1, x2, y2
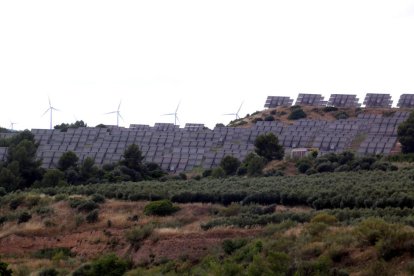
(1, 1, 414, 130)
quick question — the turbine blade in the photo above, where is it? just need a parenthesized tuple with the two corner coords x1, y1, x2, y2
(51, 107, 60, 112)
(175, 102, 180, 113)
(42, 108, 50, 117)
(48, 96, 51, 107)
(237, 101, 244, 114)
(176, 115, 180, 124)
(105, 111, 117, 115)
(223, 113, 235, 116)
(162, 113, 175, 116)
(118, 100, 122, 111)
(118, 112, 125, 121)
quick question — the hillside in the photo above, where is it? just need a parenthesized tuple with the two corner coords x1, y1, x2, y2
(228, 105, 413, 127)
(2, 170, 414, 274)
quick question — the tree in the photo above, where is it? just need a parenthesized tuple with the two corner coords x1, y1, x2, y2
(6, 131, 43, 189)
(220, 156, 241, 176)
(40, 169, 65, 187)
(254, 133, 284, 161)
(0, 167, 20, 192)
(398, 112, 414, 153)
(80, 157, 99, 182)
(58, 151, 79, 171)
(120, 144, 144, 171)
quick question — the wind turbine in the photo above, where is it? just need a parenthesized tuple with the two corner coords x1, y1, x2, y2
(105, 101, 123, 127)
(224, 101, 244, 120)
(162, 102, 180, 125)
(42, 97, 60, 130)
(9, 121, 17, 131)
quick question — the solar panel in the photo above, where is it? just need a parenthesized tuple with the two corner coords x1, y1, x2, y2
(363, 93, 392, 108)
(397, 94, 414, 108)
(295, 94, 326, 106)
(327, 94, 360, 108)
(264, 96, 294, 108)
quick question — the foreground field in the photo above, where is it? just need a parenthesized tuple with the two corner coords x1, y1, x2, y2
(2, 170, 414, 275)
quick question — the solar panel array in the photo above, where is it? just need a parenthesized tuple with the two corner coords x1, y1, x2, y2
(327, 94, 360, 108)
(24, 109, 409, 173)
(264, 96, 293, 108)
(295, 94, 327, 106)
(397, 94, 414, 108)
(363, 93, 393, 108)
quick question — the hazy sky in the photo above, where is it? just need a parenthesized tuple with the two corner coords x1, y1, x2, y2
(1, 1, 414, 130)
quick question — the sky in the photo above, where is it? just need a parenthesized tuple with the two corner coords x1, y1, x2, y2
(1, 1, 414, 130)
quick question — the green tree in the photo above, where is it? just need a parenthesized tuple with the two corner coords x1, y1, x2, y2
(58, 151, 79, 171)
(254, 133, 284, 161)
(6, 131, 43, 189)
(398, 112, 414, 153)
(0, 167, 20, 192)
(120, 144, 144, 171)
(220, 156, 241, 176)
(80, 157, 99, 182)
(40, 169, 65, 187)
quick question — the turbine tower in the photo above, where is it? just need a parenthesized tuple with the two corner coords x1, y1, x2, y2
(224, 101, 244, 120)
(105, 101, 123, 127)
(42, 97, 60, 130)
(9, 121, 16, 131)
(162, 102, 180, 125)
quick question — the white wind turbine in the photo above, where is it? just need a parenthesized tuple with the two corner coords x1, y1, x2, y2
(9, 121, 17, 131)
(162, 102, 180, 125)
(224, 101, 244, 120)
(105, 101, 124, 127)
(42, 97, 60, 130)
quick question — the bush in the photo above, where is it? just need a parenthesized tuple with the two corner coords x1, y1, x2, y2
(220, 156, 241, 176)
(211, 167, 226, 178)
(77, 201, 99, 212)
(86, 210, 99, 223)
(38, 268, 58, 276)
(126, 224, 154, 248)
(18, 212, 32, 224)
(91, 193, 105, 203)
(73, 254, 128, 276)
(222, 239, 247, 254)
(288, 108, 307, 120)
(144, 200, 179, 216)
(0, 261, 12, 276)
(264, 115, 275, 121)
(311, 213, 338, 225)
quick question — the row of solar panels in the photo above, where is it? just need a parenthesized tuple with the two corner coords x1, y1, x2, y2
(265, 93, 414, 108)
(1, 111, 409, 172)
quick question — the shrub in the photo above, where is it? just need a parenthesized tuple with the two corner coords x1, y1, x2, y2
(264, 115, 275, 121)
(77, 201, 99, 212)
(86, 210, 99, 223)
(38, 268, 58, 276)
(0, 261, 12, 276)
(73, 254, 128, 276)
(311, 213, 338, 225)
(126, 224, 154, 248)
(288, 108, 307, 120)
(222, 239, 247, 254)
(18, 212, 32, 224)
(91, 193, 105, 203)
(211, 167, 226, 178)
(144, 200, 179, 216)
(323, 106, 338, 112)
(202, 169, 212, 177)
(334, 111, 349, 120)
